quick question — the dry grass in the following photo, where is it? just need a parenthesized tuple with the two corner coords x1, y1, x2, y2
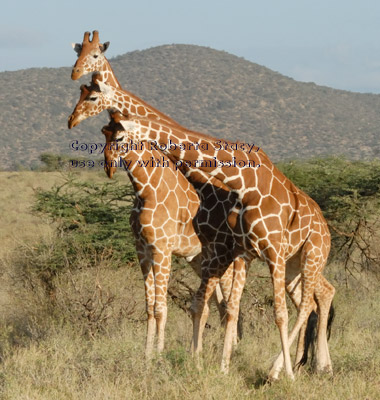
(0, 171, 379, 400)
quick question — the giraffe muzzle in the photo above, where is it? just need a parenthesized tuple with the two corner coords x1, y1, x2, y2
(68, 114, 79, 129)
(71, 67, 83, 80)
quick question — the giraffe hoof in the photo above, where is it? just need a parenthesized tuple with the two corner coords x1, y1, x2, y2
(266, 371, 280, 383)
(220, 362, 229, 375)
(316, 365, 333, 375)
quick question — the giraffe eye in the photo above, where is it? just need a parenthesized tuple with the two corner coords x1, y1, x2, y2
(88, 97, 98, 102)
(115, 137, 123, 142)
(93, 54, 99, 59)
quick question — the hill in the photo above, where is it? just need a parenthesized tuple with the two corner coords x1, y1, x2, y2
(1, 44, 380, 170)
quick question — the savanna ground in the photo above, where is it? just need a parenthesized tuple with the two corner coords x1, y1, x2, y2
(0, 158, 379, 399)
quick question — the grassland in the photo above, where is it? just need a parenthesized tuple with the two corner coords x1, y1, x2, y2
(0, 170, 379, 400)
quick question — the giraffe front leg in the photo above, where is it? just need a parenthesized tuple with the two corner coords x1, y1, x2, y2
(189, 254, 229, 331)
(220, 257, 246, 374)
(212, 283, 228, 326)
(136, 241, 157, 360)
(190, 274, 219, 355)
(141, 265, 156, 360)
(285, 270, 313, 373)
(152, 250, 171, 354)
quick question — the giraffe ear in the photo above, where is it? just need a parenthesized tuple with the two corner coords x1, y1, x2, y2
(72, 43, 82, 55)
(100, 42, 110, 53)
(98, 80, 114, 97)
(120, 120, 138, 133)
(92, 71, 102, 84)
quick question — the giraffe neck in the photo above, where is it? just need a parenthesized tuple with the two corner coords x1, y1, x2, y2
(98, 80, 194, 131)
(107, 143, 172, 195)
(102, 87, 183, 129)
(99, 80, 244, 143)
(98, 58, 123, 89)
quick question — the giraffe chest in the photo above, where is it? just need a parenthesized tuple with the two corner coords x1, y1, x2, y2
(130, 192, 201, 257)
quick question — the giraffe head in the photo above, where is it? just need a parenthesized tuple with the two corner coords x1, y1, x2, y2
(102, 111, 120, 178)
(101, 110, 132, 178)
(71, 31, 110, 80)
(68, 73, 119, 128)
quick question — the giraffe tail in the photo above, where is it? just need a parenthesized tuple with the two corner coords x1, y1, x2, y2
(297, 303, 335, 367)
(237, 308, 243, 340)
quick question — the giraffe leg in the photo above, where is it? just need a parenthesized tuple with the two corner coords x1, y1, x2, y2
(314, 276, 335, 373)
(135, 240, 157, 359)
(284, 255, 316, 370)
(268, 281, 315, 380)
(189, 254, 229, 330)
(264, 248, 295, 381)
(283, 254, 306, 369)
(152, 250, 171, 354)
(268, 239, 325, 381)
(190, 272, 219, 355)
(294, 320, 308, 369)
(139, 258, 156, 360)
(286, 275, 309, 369)
(218, 262, 235, 341)
(220, 257, 246, 373)
(268, 272, 309, 376)
(212, 283, 228, 326)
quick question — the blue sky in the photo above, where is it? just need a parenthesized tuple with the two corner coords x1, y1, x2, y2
(1, 0, 380, 93)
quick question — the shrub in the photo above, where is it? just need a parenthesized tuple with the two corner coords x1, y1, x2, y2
(27, 173, 136, 293)
(278, 157, 380, 278)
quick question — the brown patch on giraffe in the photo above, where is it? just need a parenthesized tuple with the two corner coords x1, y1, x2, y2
(216, 149, 231, 160)
(269, 177, 290, 204)
(137, 106, 146, 116)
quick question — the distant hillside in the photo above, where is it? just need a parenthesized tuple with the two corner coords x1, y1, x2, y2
(1, 44, 380, 170)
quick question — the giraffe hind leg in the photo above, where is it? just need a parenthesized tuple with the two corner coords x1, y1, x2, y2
(264, 248, 294, 381)
(313, 276, 335, 373)
(267, 239, 325, 381)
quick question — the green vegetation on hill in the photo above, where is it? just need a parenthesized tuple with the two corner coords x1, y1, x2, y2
(1, 44, 380, 170)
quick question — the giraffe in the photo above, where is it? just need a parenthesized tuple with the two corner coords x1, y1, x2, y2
(101, 110, 201, 357)
(100, 109, 238, 357)
(105, 113, 336, 380)
(67, 74, 335, 377)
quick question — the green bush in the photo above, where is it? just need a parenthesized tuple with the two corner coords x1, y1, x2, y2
(278, 157, 380, 276)
(27, 157, 380, 293)
(27, 174, 137, 292)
